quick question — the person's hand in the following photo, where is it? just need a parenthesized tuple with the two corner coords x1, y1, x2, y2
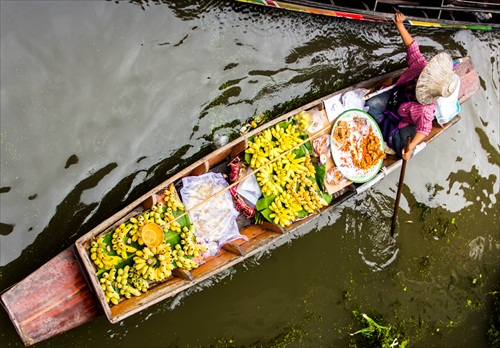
(402, 147, 413, 160)
(393, 11, 406, 25)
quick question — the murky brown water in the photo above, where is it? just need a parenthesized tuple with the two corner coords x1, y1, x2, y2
(1, 1, 499, 347)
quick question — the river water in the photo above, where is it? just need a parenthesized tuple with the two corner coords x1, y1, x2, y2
(1, 1, 499, 347)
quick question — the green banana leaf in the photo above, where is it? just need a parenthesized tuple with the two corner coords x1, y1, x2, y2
(256, 194, 276, 211)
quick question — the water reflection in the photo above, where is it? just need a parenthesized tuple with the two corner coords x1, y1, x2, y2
(123, 0, 226, 18)
(0, 1, 499, 347)
(345, 193, 400, 271)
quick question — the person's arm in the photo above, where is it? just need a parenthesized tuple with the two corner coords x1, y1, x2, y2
(393, 12, 414, 47)
(402, 132, 425, 160)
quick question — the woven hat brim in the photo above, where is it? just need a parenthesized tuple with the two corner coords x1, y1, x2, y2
(416, 52, 454, 105)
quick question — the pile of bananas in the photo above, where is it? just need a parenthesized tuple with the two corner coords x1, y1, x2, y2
(268, 195, 300, 227)
(99, 266, 142, 304)
(100, 268, 120, 305)
(90, 236, 123, 270)
(163, 184, 184, 212)
(265, 165, 329, 227)
(246, 119, 331, 227)
(256, 165, 284, 196)
(162, 207, 181, 233)
(294, 111, 312, 132)
(129, 268, 150, 293)
(111, 223, 138, 259)
(172, 244, 198, 271)
(133, 244, 175, 282)
(90, 184, 209, 306)
(180, 225, 206, 257)
(246, 123, 302, 169)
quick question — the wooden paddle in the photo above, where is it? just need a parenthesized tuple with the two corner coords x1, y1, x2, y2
(390, 137, 411, 237)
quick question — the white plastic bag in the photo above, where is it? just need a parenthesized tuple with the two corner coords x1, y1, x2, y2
(342, 88, 370, 111)
(324, 88, 370, 122)
(180, 172, 247, 256)
(236, 169, 261, 205)
(435, 80, 461, 126)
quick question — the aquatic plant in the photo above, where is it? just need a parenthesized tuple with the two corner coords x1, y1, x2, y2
(350, 310, 409, 348)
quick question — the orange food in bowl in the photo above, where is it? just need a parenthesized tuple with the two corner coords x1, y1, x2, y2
(141, 223, 164, 247)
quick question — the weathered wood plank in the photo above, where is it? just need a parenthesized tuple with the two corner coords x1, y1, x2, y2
(239, 230, 282, 255)
(0, 248, 99, 346)
(222, 242, 246, 256)
(230, 138, 248, 159)
(191, 161, 210, 176)
(172, 268, 195, 281)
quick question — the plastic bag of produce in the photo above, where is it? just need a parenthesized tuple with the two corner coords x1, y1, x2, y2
(181, 172, 247, 256)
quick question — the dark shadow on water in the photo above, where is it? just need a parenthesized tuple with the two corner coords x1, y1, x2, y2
(64, 154, 80, 169)
(0, 142, 214, 290)
(111, 0, 231, 19)
(0, 187, 11, 194)
(0, 223, 15, 236)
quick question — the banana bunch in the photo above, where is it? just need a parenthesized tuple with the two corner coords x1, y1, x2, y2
(129, 268, 150, 293)
(116, 266, 142, 299)
(246, 140, 272, 168)
(100, 268, 120, 305)
(163, 184, 184, 212)
(246, 127, 290, 169)
(271, 123, 302, 151)
(294, 184, 328, 214)
(256, 165, 283, 196)
(133, 203, 166, 228)
(90, 236, 123, 270)
(268, 197, 297, 227)
(282, 152, 307, 174)
(179, 225, 207, 257)
(294, 111, 312, 132)
(162, 207, 181, 233)
(278, 191, 303, 214)
(131, 200, 183, 236)
(133, 244, 175, 282)
(127, 217, 141, 242)
(303, 153, 316, 176)
(172, 244, 199, 271)
(111, 223, 138, 259)
(100, 266, 142, 305)
(273, 167, 293, 188)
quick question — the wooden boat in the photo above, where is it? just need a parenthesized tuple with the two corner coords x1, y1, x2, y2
(1, 57, 479, 346)
(235, 0, 500, 30)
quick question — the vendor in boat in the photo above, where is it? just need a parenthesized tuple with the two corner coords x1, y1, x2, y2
(366, 11, 460, 160)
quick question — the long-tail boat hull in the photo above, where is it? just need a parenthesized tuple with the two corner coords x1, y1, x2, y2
(235, 0, 500, 30)
(1, 57, 480, 346)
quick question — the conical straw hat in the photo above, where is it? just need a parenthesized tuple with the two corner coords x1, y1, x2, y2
(416, 52, 460, 105)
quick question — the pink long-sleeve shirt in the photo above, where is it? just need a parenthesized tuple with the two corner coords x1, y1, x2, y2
(394, 41, 435, 136)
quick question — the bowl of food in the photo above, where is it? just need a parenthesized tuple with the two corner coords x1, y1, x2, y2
(330, 109, 386, 183)
(141, 222, 164, 247)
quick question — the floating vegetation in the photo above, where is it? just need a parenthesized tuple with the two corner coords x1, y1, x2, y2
(349, 310, 409, 348)
(415, 202, 459, 240)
